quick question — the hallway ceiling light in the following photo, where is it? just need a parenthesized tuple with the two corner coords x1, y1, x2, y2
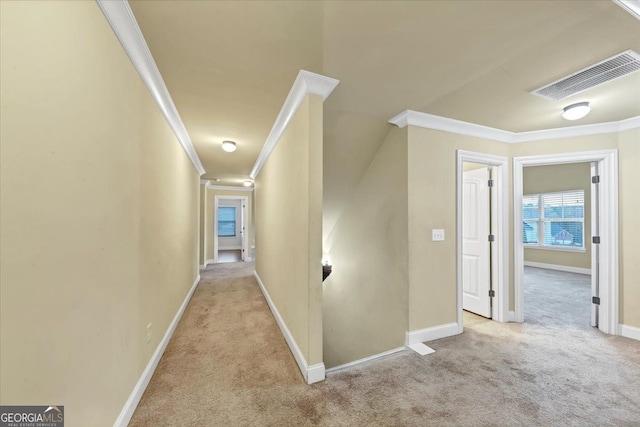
(221, 140, 237, 152)
(562, 102, 591, 121)
(243, 180, 252, 187)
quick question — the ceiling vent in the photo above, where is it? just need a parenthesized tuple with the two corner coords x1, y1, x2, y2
(531, 50, 640, 101)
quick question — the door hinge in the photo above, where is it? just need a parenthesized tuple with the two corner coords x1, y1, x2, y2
(488, 234, 495, 242)
(488, 179, 494, 187)
(592, 175, 600, 184)
(592, 236, 600, 244)
(489, 290, 495, 298)
(592, 296, 600, 305)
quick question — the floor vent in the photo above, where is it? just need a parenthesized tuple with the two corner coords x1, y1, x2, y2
(531, 50, 640, 101)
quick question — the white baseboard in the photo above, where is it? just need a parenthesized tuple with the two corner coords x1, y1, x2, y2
(507, 311, 516, 322)
(114, 274, 201, 427)
(524, 261, 590, 275)
(307, 363, 326, 383)
(405, 322, 460, 345)
(199, 259, 216, 269)
(219, 246, 242, 250)
(253, 271, 325, 384)
(325, 347, 405, 374)
(619, 324, 640, 341)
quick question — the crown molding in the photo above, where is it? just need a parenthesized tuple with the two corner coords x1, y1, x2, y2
(205, 183, 253, 192)
(388, 110, 513, 142)
(96, 0, 206, 176)
(250, 70, 339, 179)
(388, 110, 640, 144)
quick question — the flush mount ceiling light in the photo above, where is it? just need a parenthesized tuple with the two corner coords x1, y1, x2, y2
(562, 102, 591, 121)
(243, 180, 253, 187)
(221, 140, 236, 152)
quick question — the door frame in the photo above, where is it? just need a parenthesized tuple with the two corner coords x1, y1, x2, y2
(457, 150, 509, 331)
(513, 149, 618, 334)
(213, 195, 250, 263)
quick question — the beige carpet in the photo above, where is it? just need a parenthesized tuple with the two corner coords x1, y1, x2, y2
(129, 263, 640, 426)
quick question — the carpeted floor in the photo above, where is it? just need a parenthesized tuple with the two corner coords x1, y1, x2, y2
(129, 263, 640, 426)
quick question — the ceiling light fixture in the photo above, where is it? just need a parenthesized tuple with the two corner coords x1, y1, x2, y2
(221, 140, 237, 152)
(243, 180, 253, 187)
(562, 102, 591, 121)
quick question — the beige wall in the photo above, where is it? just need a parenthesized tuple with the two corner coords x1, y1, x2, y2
(0, 2, 199, 425)
(202, 186, 253, 263)
(523, 163, 591, 270)
(618, 127, 640, 328)
(322, 126, 409, 368)
(408, 127, 509, 331)
(255, 94, 324, 367)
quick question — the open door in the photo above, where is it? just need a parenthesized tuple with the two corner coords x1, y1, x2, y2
(462, 167, 492, 318)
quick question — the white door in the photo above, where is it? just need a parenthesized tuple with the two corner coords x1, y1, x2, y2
(462, 167, 492, 318)
(240, 201, 246, 261)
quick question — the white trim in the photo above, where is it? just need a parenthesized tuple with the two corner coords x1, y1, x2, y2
(217, 245, 242, 250)
(507, 311, 516, 322)
(206, 183, 253, 192)
(114, 274, 200, 427)
(250, 70, 339, 179)
(388, 110, 640, 144)
(325, 347, 405, 374)
(514, 150, 619, 335)
(200, 179, 209, 185)
(457, 151, 509, 325)
(405, 322, 460, 345)
(619, 324, 640, 341)
(390, 110, 513, 143)
(513, 117, 640, 143)
(96, 0, 205, 176)
(253, 271, 325, 384)
(614, 0, 640, 20)
(524, 261, 591, 275)
(306, 364, 326, 384)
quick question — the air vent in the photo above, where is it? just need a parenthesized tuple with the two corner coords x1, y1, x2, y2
(531, 50, 640, 101)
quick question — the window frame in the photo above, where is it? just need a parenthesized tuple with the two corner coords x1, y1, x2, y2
(522, 189, 586, 252)
(217, 206, 237, 238)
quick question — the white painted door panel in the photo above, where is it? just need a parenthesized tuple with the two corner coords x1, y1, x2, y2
(463, 167, 492, 318)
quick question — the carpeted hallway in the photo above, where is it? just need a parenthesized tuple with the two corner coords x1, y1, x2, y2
(129, 263, 640, 426)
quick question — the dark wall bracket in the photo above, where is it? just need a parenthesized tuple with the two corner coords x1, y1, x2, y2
(322, 265, 332, 282)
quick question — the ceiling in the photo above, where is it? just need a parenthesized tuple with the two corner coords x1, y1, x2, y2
(129, 0, 640, 230)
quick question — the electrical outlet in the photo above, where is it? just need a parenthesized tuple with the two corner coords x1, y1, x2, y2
(146, 323, 152, 343)
(432, 229, 445, 241)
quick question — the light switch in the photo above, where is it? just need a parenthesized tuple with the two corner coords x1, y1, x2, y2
(432, 229, 445, 241)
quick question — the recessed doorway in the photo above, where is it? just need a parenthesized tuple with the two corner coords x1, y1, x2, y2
(214, 195, 249, 263)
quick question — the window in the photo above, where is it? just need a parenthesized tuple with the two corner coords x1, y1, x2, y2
(218, 206, 236, 237)
(523, 190, 584, 249)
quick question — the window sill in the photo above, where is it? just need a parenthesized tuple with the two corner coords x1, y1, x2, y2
(524, 245, 586, 253)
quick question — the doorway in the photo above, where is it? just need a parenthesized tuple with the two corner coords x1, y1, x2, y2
(513, 150, 619, 335)
(456, 150, 509, 332)
(521, 162, 592, 327)
(462, 163, 492, 318)
(213, 195, 249, 263)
